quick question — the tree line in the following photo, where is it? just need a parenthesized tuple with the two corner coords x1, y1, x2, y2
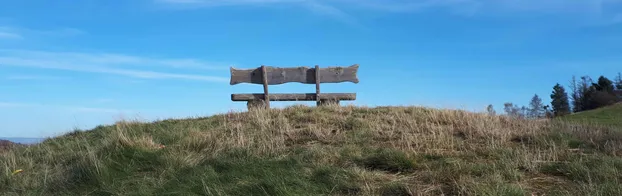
(486, 72, 622, 119)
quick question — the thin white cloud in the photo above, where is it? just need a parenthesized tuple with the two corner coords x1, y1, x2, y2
(156, 0, 302, 6)
(93, 98, 114, 104)
(0, 102, 32, 108)
(35, 27, 85, 37)
(0, 49, 229, 70)
(68, 107, 131, 114)
(303, 1, 358, 25)
(4, 75, 67, 80)
(327, 0, 620, 14)
(0, 101, 133, 114)
(0, 49, 230, 82)
(0, 31, 22, 39)
(154, 0, 359, 24)
(0, 26, 85, 39)
(156, 0, 622, 24)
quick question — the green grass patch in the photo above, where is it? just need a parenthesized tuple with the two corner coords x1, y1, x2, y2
(356, 148, 416, 173)
(558, 104, 622, 129)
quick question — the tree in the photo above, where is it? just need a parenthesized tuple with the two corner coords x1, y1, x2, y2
(615, 72, 622, 90)
(550, 83, 571, 117)
(569, 75, 581, 113)
(577, 76, 593, 112)
(580, 76, 619, 110)
(528, 94, 545, 119)
(486, 104, 496, 116)
(593, 76, 615, 94)
(589, 90, 618, 108)
(520, 106, 529, 118)
(503, 102, 522, 118)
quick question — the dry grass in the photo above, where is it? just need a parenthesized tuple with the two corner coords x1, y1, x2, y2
(1, 104, 621, 195)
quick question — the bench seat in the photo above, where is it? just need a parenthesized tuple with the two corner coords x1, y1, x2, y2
(231, 93, 356, 101)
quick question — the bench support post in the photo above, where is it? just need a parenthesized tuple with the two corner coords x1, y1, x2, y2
(315, 65, 321, 107)
(261, 65, 270, 109)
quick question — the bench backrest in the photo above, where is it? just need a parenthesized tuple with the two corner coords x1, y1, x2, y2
(230, 64, 359, 108)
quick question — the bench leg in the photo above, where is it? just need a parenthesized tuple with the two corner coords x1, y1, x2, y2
(247, 100, 268, 110)
(318, 99, 340, 106)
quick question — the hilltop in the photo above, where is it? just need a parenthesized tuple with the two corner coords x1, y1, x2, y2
(1, 105, 621, 196)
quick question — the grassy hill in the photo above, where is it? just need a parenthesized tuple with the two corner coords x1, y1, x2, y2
(1, 105, 621, 196)
(558, 103, 622, 128)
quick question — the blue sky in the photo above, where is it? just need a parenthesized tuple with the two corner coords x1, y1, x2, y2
(1, 0, 621, 138)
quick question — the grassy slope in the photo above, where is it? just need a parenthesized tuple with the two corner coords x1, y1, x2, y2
(558, 103, 622, 128)
(1, 105, 621, 196)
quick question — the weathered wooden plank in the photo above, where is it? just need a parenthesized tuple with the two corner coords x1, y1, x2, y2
(261, 65, 270, 108)
(231, 93, 356, 101)
(317, 64, 359, 84)
(230, 64, 359, 85)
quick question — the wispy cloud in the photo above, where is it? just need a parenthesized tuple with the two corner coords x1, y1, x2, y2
(93, 98, 114, 104)
(4, 75, 67, 80)
(0, 101, 133, 114)
(0, 49, 230, 82)
(350, 0, 622, 25)
(303, 1, 358, 25)
(156, 0, 302, 6)
(156, 0, 622, 24)
(0, 49, 229, 70)
(327, 0, 620, 14)
(34, 27, 85, 37)
(68, 107, 130, 114)
(154, 0, 359, 24)
(0, 102, 31, 108)
(0, 31, 22, 39)
(0, 26, 85, 39)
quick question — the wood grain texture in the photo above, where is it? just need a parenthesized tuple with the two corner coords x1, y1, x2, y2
(230, 64, 359, 85)
(231, 93, 356, 101)
(261, 65, 270, 108)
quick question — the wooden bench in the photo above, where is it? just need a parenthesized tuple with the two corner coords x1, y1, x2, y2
(230, 64, 359, 109)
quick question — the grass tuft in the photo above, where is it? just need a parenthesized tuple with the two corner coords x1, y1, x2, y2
(357, 148, 416, 173)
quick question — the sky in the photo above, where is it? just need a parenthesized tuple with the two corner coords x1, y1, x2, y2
(1, 0, 622, 138)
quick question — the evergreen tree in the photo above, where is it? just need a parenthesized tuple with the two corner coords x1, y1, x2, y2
(528, 94, 545, 119)
(550, 83, 570, 117)
(593, 76, 615, 93)
(583, 76, 618, 109)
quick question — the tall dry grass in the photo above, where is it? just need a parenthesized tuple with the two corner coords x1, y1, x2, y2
(1, 104, 621, 195)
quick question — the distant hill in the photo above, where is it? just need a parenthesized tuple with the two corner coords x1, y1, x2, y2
(0, 139, 23, 153)
(558, 103, 622, 128)
(0, 137, 45, 145)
